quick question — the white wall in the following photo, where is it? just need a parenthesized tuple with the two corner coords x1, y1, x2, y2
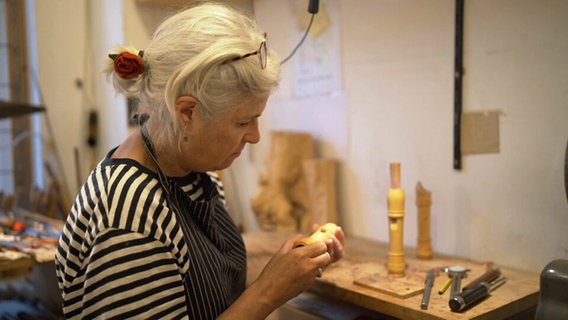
(33, 0, 88, 194)
(33, 0, 568, 273)
(253, 0, 568, 273)
(33, 0, 128, 197)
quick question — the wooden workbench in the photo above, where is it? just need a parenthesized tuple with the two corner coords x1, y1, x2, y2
(243, 231, 539, 320)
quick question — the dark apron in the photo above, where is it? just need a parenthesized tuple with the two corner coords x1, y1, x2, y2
(141, 126, 246, 319)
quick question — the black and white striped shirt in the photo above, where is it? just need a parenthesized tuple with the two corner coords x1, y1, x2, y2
(55, 151, 247, 319)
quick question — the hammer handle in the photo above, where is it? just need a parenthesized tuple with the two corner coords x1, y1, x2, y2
(450, 282, 489, 312)
(450, 275, 463, 298)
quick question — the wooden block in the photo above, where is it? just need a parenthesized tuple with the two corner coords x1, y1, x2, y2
(354, 274, 425, 299)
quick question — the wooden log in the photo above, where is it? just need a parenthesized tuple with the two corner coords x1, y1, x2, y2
(251, 131, 313, 232)
(301, 159, 338, 232)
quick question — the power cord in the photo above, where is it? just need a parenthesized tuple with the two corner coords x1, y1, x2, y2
(280, 0, 319, 65)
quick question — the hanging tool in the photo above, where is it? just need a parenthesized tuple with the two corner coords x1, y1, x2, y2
(453, 0, 465, 170)
(421, 270, 436, 310)
(449, 277, 507, 312)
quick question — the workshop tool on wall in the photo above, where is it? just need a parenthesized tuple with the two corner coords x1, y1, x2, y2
(462, 267, 501, 291)
(387, 163, 406, 277)
(86, 109, 99, 172)
(453, 0, 465, 170)
(294, 222, 338, 247)
(447, 266, 469, 299)
(0, 101, 45, 119)
(421, 270, 436, 310)
(449, 277, 507, 312)
(416, 181, 433, 259)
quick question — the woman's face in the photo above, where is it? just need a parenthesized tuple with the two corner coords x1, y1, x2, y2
(179, 94, 269, 173)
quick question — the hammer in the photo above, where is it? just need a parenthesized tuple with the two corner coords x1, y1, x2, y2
(447, 266, 469, 299)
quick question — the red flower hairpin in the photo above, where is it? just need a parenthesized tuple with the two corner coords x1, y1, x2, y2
(109, 51, 145, 79)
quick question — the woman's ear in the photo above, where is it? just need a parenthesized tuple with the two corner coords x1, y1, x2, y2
(175, 96, 199, 125)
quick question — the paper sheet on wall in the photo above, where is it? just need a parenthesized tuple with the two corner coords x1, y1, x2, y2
(461, 110, 501, 154)
(292, 0, 342, 98)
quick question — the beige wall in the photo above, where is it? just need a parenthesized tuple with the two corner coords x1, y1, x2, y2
(33, 0, 568, 273)
(254, 0, 568, 272)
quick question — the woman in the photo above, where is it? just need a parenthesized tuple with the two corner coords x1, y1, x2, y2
(55, 2, 344, 319)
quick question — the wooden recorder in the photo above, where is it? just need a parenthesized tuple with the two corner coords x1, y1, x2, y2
(294, 223, 338, 247)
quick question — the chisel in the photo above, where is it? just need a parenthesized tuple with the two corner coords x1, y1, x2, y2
(462, 267, 501, 291)
(449, 277, 507, 312)
(420, 270, 435, 310)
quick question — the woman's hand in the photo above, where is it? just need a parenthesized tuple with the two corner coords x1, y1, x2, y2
(254, 226, 345, 306)
(220, 228, 345, 320)
(252, 235, 330, 307)
(322, 224, 344, 264)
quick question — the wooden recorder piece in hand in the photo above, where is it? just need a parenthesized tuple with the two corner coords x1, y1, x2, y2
(294, 222, 338, 247)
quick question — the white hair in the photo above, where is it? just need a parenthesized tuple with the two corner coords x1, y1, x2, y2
(105, 2, 280, 148)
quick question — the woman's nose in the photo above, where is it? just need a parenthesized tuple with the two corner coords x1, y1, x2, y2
(244, 120, 260, 144)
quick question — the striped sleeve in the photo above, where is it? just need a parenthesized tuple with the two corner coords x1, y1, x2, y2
(75, 229, 187, 319)
(56, 161, 191, 319)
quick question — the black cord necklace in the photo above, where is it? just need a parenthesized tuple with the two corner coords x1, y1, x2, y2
(139, 122, 195, 248)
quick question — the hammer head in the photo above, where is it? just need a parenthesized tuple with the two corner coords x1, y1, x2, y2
(447, 266, 470, 299)
(447, 266, 469, 278)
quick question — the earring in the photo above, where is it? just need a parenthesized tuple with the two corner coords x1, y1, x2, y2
(182, 126, 189, 143)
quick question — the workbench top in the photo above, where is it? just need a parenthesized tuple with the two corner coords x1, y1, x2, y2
(243, 231, 539, 320)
